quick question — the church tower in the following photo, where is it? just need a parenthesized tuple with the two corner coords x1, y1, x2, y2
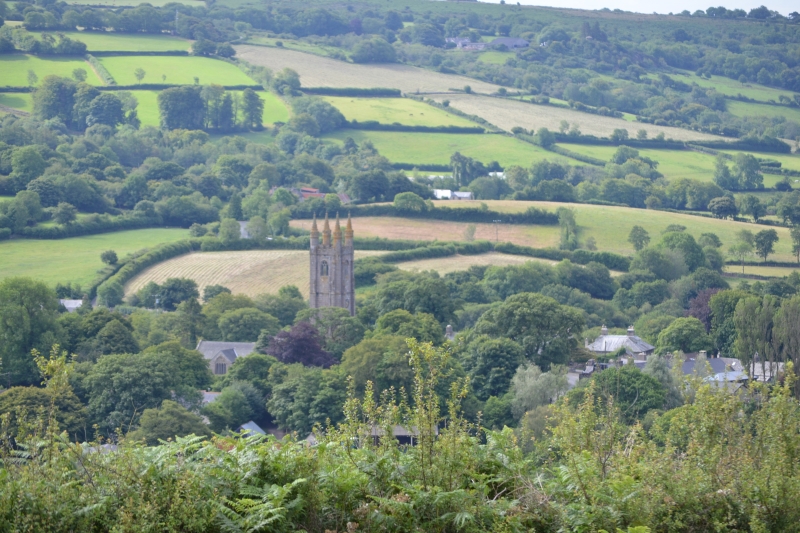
(309, 213, 355, 316)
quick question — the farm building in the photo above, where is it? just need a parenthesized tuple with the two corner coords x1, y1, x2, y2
(585, 325, 654, 357)
(433, 190, 474, 200)
(491, 37, 529, 49)
(196, 340, 256, 375)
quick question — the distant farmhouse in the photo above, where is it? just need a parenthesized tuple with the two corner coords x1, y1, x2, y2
(586, 325, 655, 357)
(446, 37, 529, 51)
(490, 37, 529, 49)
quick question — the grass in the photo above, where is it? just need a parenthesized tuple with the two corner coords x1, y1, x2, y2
(428, 93, 723, 141)
(0, 55, 102, 86)
(560, 143, 787, 187)
(726, 100, 800, 123)
(0, 229, 188, 287)
(98, 56, 254, 86)
(242, 37, 343, 58)
(234, 45, 502, 94)
(671, 70, 796, 104)
(723, 265, 800, 277)
(323, 130, 577, 167)
(0, 92, 33, 113)
(322, 97, 476, 127)
(427, 200, 799, 261)
(124, 250, 385, 299)
(478, 51, 514, 65)
(130, 90, 288, 128)
(40, 31, 189, 52)
(62, 0, 200, 6)
(718, 150, 800, 173)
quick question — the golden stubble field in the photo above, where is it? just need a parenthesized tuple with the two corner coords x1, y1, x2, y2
(427, 94, 724, 141)
(125, 250, 383, 299)
(234, 45, 502, 94)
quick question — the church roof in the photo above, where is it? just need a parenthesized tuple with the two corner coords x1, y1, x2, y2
(195, 341, 256, 362)
(587, 335, 654, 354)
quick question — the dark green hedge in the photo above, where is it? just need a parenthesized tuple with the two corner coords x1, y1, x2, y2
(493, 242, 630, 271)
(290, 204, 558, 225)
(693, 137, 791, 154)
(91, 51, 188, 56)
(19, 215, 160, 239)
(99, 84, 262, 91)
(390, 163, 453, 171)
(302, 87, 401, 97)
(0, 228, 11, 240)
(379, 240, 493, 263)
(346, 121, 484, 134)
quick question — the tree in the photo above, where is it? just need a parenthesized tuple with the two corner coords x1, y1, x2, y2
(158, 278, 199, 311)
(218, 308, 280, 342)
(204, 285, 231, 302)
(72, 68, 87, 82)
(393, 192, 427, 213)
(350, 38, 397, 63)
(96, 319, 139, 355)
(713, 155, 738, 190)
(11, 146, 46, 189)
(241, 89, 263, 130)
(265, 321, 335, 368)
(754, 229, 779, 262)
(738, 194, 766, 221)
(87, 93, 125, 127)
(216, 42, 236, 58)
(191, 39, 216, 56)
(246, 216, 268, 244)
(32, 76, 77, 125)
(27, 69, 38, 87)
(374, 309, 443, 345)
(158, 86, 205, 130)
(218, 218, 241, 244)
(272, 67, 301, 95)
(475, 292, 585, 369)
(656, 317, 712, 353)
(791, 226, 800, 263)
(462, 335, 525, 401)
(733, 153, 763, 189)
(227, 193, 243, 220)
(628, 225, 650, 251)
(53, 202, 77, 225)
(134, 68, 146, 84)
(100, 250, 118, 265)
(0, 278, 61, 387)
(708, 196, 737, 219)
(129, 399, 210, 445)
(0, 385, 86, 438)
(510, 363, 569, 419)
(340, 335, 412, 394)
(295, 307, 365, 359)
(203, 386, 254, 432)
(659, 231, 705, 271)
(577, 364, 665, 423)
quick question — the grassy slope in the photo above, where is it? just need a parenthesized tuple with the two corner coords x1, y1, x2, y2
(322, 97, 476, 127)
(99, 56, 254, 85)
(478, 51, 515, 65)
(672, 70, 796, 103)
(41, 31, 190, 52)
(324, 130, 577, 167)
(62, 0, 193, 6)
(560, 143, 790, 187)
(0, 229, 188, 287)
(726, 100, 800, 123)
(0, 93, 33, 113)
(131, 90, 288, 127)
(0, 55, 102, 86)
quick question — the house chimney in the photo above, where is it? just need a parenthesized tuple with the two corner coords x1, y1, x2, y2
(600, 325, 608, 336)
(627, 325, 635, 337)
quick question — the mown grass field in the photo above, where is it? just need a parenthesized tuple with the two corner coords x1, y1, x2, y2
(672, 71, 796, 103)
(322, 97, 476, 127)
(478, 51, 515, 65)
(124, 250, 385, 299)
(0, 229, 188, 287)
(429, 93, 723, 141)
(428, 200, 799, 261)
(323, 130, 576, 167)
(131, 90, 288, 128)
(42, 31, 190, 52)
(0, 92, 33, 113)
(718, 150, 800, 172)
(0, 55, 102, 86)
(723, 265, 800, 277)
(234, 45, 502, 94)
(726, 100, 800, 123)
(99, 56, 254, 86)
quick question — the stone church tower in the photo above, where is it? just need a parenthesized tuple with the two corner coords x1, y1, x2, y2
(309, 213, 355, 316)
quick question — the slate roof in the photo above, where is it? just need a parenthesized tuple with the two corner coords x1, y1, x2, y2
(239, 421, 266, 436)
(586, 335, 654, 354)
(681, 357, 729, 376)
(59, 299, 84, 313)
(195, 341, 256, 363)
(491, 37, 529, 48)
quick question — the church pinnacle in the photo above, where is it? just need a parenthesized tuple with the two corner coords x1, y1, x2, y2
(322, 212, 331, 245)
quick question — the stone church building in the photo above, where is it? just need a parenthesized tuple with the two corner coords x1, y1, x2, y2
(309, 213, 355, 316)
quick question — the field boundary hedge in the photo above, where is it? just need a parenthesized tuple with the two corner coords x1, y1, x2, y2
(0, 87, 33, 93)
(86, 54, 116, 85)
(90, 51, 188, 56)
(98, 84, 262, 90)
(289, 203, 558, 225)
(19, 214, 160, 239)
(346, 121, 484, 134)
(302, 87, 401, 97)
(390, 163, 453, 171)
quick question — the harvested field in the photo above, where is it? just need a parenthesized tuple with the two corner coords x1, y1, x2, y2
(427, 93, 724, 141)
(396, 252, 556, 274)
(124, 250, 386, 299)
(723, 265, 800, 278)
(234, 45, 501, 94)
(291, 217, 562, 249)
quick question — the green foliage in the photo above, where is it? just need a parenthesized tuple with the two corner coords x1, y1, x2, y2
(657, 316, 712, 353)
(129, 399, 210, 445)
(218, 307, 280, 342)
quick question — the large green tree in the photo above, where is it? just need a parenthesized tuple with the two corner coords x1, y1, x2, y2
(129, 399, 210, 445)
(158, 85, 205, 130)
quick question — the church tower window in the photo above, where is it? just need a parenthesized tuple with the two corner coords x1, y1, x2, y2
(320, 261, 329, 276)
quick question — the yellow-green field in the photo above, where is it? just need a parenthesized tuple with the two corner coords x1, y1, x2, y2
(478, 51, 515, 65)
(0, 93, 33, 113)
(98, 56, 254, 86)
(0, 229, 188, 287)
(131, 90, 288, 128)
(718, 150, 800, 173)
(726, 100, 800, 123)
(323, 130, 577, 167)
(42, 31, 190, 52)
(723, 264, 799, 277)
(322, 97, 476, 127)
(0, 55, 102, 86)
(396, 252, 557, 274)
(670, 70, 796, 103)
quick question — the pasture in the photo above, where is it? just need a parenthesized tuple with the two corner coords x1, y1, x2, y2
(0, 93, 33, 113)
(42, 31, 189, 52)
(130, 90, 288, 128)
(718, 150, 800, 173)
(62, 0, 196, 6)
(429, 93, 723, 141)
(98, 56, 254, 86)
(429, 200, 799, 261)
(323, 130, 577, 167)
(672, 71, 796, 104)
(322, 97, 476, 127)
(0, 55, 102, 86)
(726, 100, 800, 123)
(723, 265, 800, 278)
(477, 51, 515, 65)
(0, 229, 188, 287)
(124, 250, 385, 299)
(234, 45, 502, 94)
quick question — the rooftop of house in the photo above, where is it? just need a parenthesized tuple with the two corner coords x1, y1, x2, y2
(491, 37, 529, 47)
(195, 341, 256, 362)
(586, 326, 654, 355)
(59, 299, 84, 313)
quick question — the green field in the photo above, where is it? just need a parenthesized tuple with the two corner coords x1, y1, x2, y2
(727, 100, 800, 123)
(432, 199, 798, 261)
(669, 70, 795, 103)
(0, 55, 102, 86)
(723, 265, 800, 278)
(478, 51, 515, 65)
(242, 37, 342, 58)
(131, 90, 288, 128)
(324, 130, 578, 167)
(560, 143, 787, 187)
(0, 229, 188, 287)
(43, 31, 190, 52)
(98, 56, 255, 86)
(0, 92, 33, 113)
(322, 97, 476, 127)
(718, 150, 800, 173)
(62, 0, 197, 6)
